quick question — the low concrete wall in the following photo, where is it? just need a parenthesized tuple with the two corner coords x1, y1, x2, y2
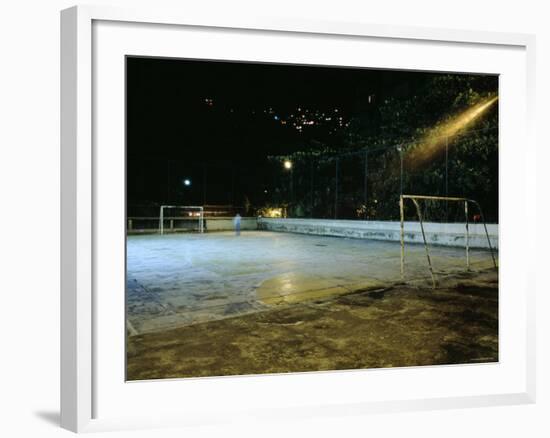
(127, 216, 258, 234)
(205, 217, 257, 231)
(258, 218, 498, 249)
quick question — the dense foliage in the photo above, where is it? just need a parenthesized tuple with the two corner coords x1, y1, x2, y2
(268, 74, 499, 223)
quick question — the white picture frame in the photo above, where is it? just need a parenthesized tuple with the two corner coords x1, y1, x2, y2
(60, 4, 536, 433)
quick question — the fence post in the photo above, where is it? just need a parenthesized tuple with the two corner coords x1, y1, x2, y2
(335, 158, 339, 219)
(399, 145, 404, 197)
(310, 157, 314, 218)
(290, 167, 294, 206)
(465, 200, 470, 270)
(364, 150, 368, 219)
(400, 195, 404, 279)
(445, 136, 449, 222)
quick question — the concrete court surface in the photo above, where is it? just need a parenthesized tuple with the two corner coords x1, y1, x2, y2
(126, 230, 497, 335)
(127, 270, 498, 380)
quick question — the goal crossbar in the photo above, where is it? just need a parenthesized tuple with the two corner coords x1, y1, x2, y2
(399, 194, 497, 288)
(159, 205, 204, 235)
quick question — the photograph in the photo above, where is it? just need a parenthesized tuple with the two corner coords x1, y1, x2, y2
(125, 57, 499, 381)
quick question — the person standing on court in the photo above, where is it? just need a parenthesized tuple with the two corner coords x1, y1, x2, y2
(233, 213, 241, 236)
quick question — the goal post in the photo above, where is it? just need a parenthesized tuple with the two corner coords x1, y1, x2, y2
(159, 205, 204, 235)
(400, 194, 497, 288)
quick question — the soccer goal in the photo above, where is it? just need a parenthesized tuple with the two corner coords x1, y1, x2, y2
(399, 194, 497, 288)
(159, 205, 204, 235)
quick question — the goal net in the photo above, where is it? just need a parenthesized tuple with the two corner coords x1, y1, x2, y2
(399, 195, 496, 287)
(159, 205, 204, 235)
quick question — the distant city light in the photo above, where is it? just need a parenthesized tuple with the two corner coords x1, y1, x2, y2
(284, 160, 292, 170)
(198, 101, 351, 134)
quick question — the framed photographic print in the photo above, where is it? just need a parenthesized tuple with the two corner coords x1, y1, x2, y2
(61, 5, 536, 432)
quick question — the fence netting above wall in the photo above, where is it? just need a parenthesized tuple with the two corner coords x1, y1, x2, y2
(268, 128, 498, 223)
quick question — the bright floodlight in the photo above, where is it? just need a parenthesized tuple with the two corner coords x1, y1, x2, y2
(284, 160, 292, 170)
(183, 179, 191, 186)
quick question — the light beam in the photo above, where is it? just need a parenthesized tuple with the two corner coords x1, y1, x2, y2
(404, 95, 498, 169)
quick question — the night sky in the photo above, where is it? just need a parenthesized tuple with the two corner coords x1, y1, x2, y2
(126, 57, 462, 209)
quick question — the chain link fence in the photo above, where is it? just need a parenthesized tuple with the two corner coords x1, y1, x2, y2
(269, 127, 498, 223)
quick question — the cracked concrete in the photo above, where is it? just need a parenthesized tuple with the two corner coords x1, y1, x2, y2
(126, 269, 498, 380)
